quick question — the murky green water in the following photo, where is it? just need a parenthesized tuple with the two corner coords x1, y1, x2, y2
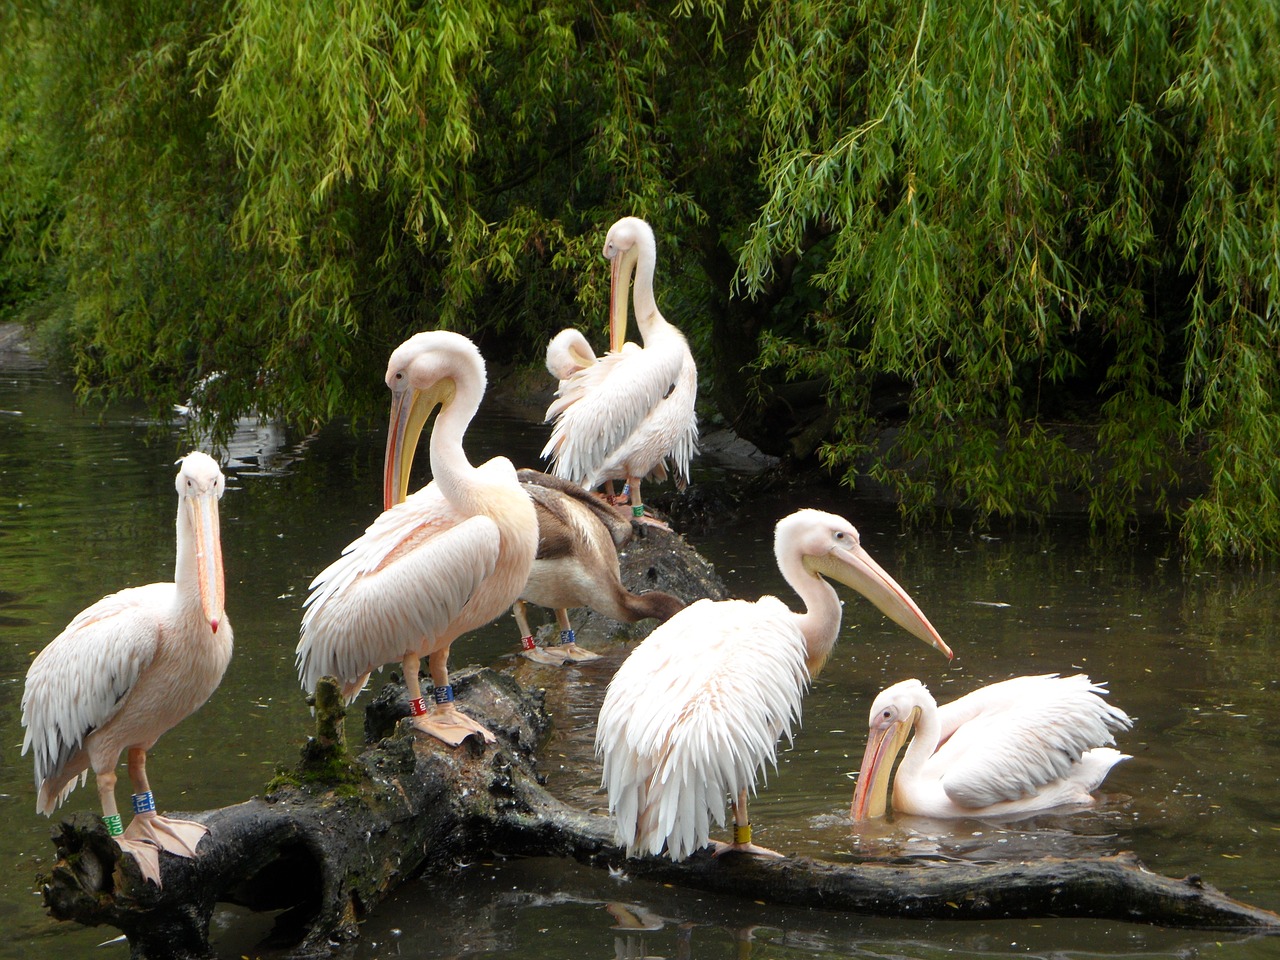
(1, 361, 1277, 959)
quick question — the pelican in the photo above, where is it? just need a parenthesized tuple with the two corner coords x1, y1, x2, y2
(851, 674, 1132, 821)
(542, 217, 698, 517)
(512, 468, 685, 664)
(21, 451, 232, 886)
(297, 331, 538, 746)
(595, 508, 952, 861)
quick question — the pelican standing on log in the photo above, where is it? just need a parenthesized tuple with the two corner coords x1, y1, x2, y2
(850, 674, 1132, 821)
(542, 217, 697, 518)
(297, 331, 538, 746)
(21, 451, 232, 886)
(596, 508, 952, 861)
(512, 468, 685, 664)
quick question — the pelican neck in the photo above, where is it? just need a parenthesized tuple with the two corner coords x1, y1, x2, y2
(629, 237, 661, 334)
(897, 693, 941, 782)
(776, 548, 844, 675)
(427, 369, 485, 511)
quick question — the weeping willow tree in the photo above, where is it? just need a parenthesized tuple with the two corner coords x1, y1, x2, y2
(739, 0, 1280, 558)
(1, 0, 1277, 558)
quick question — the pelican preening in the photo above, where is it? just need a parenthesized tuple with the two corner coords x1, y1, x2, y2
(542, 217, 698, 517)
(851, 674, 1132, 821)
(21, 452, 232, 886)
(596, 508, 952, 862)
(297, 331, 538, 746)
(513, 469, 685, 664)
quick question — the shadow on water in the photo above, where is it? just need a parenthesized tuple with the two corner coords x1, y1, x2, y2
(1, 362, 1278, 959)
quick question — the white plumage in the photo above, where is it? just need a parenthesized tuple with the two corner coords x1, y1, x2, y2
(542, 217, 697, 511)
(851, 674, 1133, 820)
(596, 508, 952, 861)
(296, 331, 538, 746)
(21, 451, 232, 885)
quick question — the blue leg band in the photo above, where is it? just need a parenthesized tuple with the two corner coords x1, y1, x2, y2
(560, 628, 576, 645)
(433, 684, 454, 704)
(131, 791, 156, 815)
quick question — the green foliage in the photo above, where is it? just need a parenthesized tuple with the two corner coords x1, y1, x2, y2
(1, 0, 1278, 557)
(740, 0, 1280, 557)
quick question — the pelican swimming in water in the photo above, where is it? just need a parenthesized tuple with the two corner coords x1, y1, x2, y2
(21, 451, 233, 886)
(596, 508, 952, 861)
(542, 217, 697, 517)
(512, 468, 685, 664)
(297, 331, 538, 746)
(851, 674, 1132, 821)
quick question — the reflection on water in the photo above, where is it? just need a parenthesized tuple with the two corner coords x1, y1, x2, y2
(1, 363, 1278, 960)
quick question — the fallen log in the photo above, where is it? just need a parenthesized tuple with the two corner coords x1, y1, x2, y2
(36, 526, 1280, 958)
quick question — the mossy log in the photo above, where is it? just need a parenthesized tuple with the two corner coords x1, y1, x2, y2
(36, 526, 1280, 958)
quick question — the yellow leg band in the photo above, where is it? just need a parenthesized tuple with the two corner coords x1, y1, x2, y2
(733, 823, 752, 845)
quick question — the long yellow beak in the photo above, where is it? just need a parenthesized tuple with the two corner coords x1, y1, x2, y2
(850, 709, 918, 821)
(806, 544, 953, 659)
(188, 492, 225, 634)
(383, 380, 451, 510)
(608, 247, 632, 354)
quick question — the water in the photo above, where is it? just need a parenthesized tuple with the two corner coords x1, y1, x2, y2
(1, 359, 1277, 959)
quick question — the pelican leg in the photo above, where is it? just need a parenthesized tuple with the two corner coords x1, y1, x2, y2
(550, 609, 600, 663)
(514, 600, 565, 665)
(121, 748, 209, 863)
(95, 763, 162, 886)
(406, 648, 496, 746)
(626, 478, 671, 530)
(711, 789, 783, 859)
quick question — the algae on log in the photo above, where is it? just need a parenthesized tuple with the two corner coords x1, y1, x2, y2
(35, 526, 1280, 958)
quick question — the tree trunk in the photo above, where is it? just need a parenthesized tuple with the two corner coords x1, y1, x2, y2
(36, 527, 1280, 958)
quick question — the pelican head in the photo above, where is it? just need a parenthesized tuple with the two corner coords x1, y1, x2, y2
(603, 216, 655, 353)
(383, 331, 486, 509)
(545, 328, 598, 381)
(175, 451, 226, 634)
(778, 509, 952, 660)
(851, 678, 928, 821)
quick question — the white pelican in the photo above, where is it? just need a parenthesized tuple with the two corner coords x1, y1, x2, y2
(297, 331, 538, 746)
(21, 451, 232, 886)
(512, 468, 685, 664)
(596, 508, 952, 861)
(850, 674, 1132, 821)
(542, 216, 698, 517)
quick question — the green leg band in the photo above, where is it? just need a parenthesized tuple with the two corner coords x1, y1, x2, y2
(632, 504, 644, 517)
(103, 813, 124, 837)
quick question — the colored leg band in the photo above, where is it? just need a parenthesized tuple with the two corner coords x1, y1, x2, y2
(632, 504, 644, 517)
(131, 791, 156, 815)
(733, 823, 752, 845)
(433, 684, 454, 704)
(559, 628, 575, 646)
(103, 814, 124, 837)
(408, 696, 428, 716)
(520, 635, 536, 651)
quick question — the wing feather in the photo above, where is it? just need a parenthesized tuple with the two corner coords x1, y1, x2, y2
(297, 484, 500, 694)
(21, 586, 165, 793)
(932, 675, 1133, 808)
(542, 339, 685, 488)
(596, 596, 808, 860)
